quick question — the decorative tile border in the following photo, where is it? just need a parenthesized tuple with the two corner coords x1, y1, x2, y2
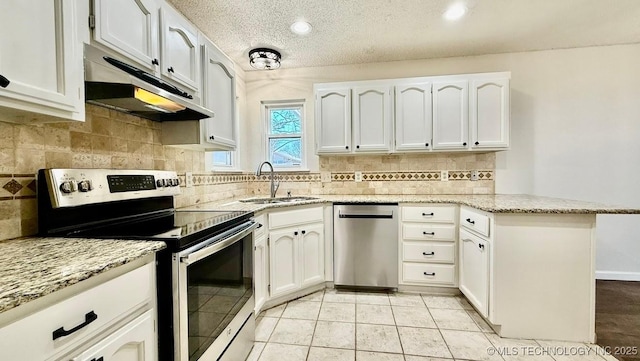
(0, 174, 37, 200)
(178, 173, 250, 187)
(253, 173, 321, 182)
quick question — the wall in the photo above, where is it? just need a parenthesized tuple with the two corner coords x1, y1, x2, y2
(244, 43, 640, 279)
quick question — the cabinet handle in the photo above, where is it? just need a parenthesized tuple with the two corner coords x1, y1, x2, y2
(345, 145, 349, 150)
(463, 142, 467, 146)
(479, 243, 485, 250)
(152, 58, 159, 66)
(91, 357, 104, 361)
(356, 145, 360, 149)
(294, 231, 298, 236)
(422, 231, 435, 235)
(168, 66, 175, 73)
(52, 311, 98, 340)
(422, 251, 435, 256)
(257, 223, 263, 229)
(425, 143, 429, 147)
(0, 74, 9, 88)
(209, 135, 215, 140)
(423, 272, 436, 276)
(421, 212, 434, 216)
(301, 230, 306, 234)
(466, 218, 475, 224)
(475, 141, 480, 145)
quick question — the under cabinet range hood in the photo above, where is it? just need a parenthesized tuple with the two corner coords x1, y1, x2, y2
(84, 45, 214, 121)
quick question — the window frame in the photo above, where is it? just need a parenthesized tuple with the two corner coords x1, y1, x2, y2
(262, 100, 306, 171)
(205, 150, 239, 172)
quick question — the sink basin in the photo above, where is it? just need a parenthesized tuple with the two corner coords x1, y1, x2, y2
(239, 196, 319, 204)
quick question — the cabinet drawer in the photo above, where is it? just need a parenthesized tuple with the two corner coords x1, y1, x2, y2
(402, 205, 456, 223)
(253, 214, 267, 238)
(460, 207, 490, 237)
(0, 263, 154, 361)
(402, 263, 456, 285)
(402, 224, 455, 241)
(403, 242, 455, 263)
(269, 206, 323, 230)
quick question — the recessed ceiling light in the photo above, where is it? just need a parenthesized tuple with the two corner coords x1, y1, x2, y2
(443, 3, 467, 21)
(290, 21, 312, 35)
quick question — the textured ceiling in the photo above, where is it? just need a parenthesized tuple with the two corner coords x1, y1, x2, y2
(168, 0, 640, 71)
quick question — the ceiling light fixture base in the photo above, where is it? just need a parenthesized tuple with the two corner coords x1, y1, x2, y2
(249, 48, 281, 70)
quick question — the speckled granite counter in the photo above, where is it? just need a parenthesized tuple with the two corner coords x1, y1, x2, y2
(180, 194, 640, 214)
(0, 237, 165, 313)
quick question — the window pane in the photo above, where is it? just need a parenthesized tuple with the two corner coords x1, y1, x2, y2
(269, 137, 302, 166)
(211, 151, 232, 166)
(270, 108, 301, 135)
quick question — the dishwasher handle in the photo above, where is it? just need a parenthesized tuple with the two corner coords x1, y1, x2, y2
(338, 211, 394, 219)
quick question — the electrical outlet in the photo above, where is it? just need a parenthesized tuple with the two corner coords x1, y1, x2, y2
(440, 170, 449, 182)
(321, 172, 332, 183)
(185, 172, 193, 187)
(354, 171, 362, 182)
(470, 170, 479, 181)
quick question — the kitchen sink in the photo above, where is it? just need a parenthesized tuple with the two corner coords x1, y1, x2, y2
(239, 196, 319, 204)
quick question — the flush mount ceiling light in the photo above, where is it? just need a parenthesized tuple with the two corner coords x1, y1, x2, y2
(290, 21, 312, 35)
(249, 48, 281, 70)
(443, 3, 467, 20)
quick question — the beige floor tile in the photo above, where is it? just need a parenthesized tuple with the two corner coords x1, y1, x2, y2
(397, 327, 453, 359)
(246, 342, 266, 361)
(430, 308, 481, 331)
(535, 340, 609, 361)
(404, 356, 454, 361)
(255, 317, 279, 342)
(485, 334, 554, 361)
(281, 300, 321, 320)
(299, 290, 324, 302)
(466, 310, 494, 333)
(389, 293, 426, 307)
(392, 306, 437, 328)
(258, 343, 309, 361)
(440, 329, 502, 361)
(319, 302, 356, 322)
(357, 304, 395, 325)
(308, 347, 355, 361)
(356, 292, 391, 305)
(262, 303, 286, 318)
(422, 295, 465, 309)
(269, 318, 316, 345)
(324, 289, 357, 303)
(356, 324, 403, 353)
(312, 321, 356, 349)
(457, 296, 475, 310)
(356, 351, 406, 361)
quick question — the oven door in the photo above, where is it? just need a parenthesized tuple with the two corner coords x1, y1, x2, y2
(172, 220, 257, 361)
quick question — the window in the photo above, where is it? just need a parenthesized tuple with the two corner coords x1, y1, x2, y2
(206, 151, 236, 171)
(264, 101, 305, 169)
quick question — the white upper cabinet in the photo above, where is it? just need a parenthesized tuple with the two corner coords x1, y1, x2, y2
(315, 88, 352, 153)
(470, 77, 510, 149)
(352, 86, 393, 152)
(395, 82, 433, 151)
(432, 80, 469, 150)
(201, 37, 236, 149)
(160, 4, 200, 91)
(93, 0, 159, 72)
(0, 0, 84, 122)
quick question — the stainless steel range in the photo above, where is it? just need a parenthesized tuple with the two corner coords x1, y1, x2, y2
(37, 169, 256, 361)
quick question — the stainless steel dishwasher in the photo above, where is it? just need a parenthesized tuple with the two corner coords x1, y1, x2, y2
(333, 203, 399, 289)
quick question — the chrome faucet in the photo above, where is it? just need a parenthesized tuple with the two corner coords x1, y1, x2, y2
(256, 161, 280, 198)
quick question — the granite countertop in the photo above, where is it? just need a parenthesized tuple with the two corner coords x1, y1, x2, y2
(0, 237, 165, 314)
(181, 194, 640, 214)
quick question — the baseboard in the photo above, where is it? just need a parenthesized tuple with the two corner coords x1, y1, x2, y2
(596, 271, 640, 281)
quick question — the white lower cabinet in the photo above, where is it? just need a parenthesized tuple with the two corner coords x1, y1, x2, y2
(299, 223, 325, 288)
(459, 228, 490, 317)
(269, 228, 298, 298)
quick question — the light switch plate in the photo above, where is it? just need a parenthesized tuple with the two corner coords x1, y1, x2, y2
(440, 170, 449, 182)
(321, 172, 332, 183)
(470, 170, 479, 181)
(185, 172, 193, 187)
(354, 171, 362, 182)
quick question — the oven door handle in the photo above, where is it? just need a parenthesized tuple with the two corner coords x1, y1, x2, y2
(179, 221, 258, 265)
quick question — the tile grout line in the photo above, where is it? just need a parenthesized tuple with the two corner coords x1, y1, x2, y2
(422, 293, 456, 360)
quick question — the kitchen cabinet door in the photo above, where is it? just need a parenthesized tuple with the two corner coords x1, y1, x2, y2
(160, 4, 200, 91)
(93, 0, 160, 72)
(72, 310, 155, 361)
(202, 37, 236, 149)
(315, 88, 352, 153)
(395, 83, 433, 151)
(459, 229, 489, 317)
(470, 78, 510, 149)
(0, 0, 83, 121)
(432, 81, 469, 150)
(352, 86, 393, 152)
(254, 233, 268, 314)
(269, 228, 299, 298)
(299, 223, 325, 288)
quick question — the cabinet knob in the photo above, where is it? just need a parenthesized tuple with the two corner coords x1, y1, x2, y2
(479, 243, 485, 250)
(425, 143, 429, 147)
(294, 231, 298, 236)
(168, 66, 175, 73)
(152, 58, 159, 66)
(209, 135, 215, 140)
(345, 145, 349, 150)
(463, 142, 467, 146)
(423, 272, 436, 276)
(301, 230, 306, 235)
(0, 74, 9, 88)
(356, 145, 360, 149)
(475, 141, 479, 145)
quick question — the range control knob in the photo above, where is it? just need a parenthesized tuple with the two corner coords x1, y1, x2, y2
(174, 178, 181, 186)
(170, 178, 179, 187)
(59, 181, 74, 194)
(78, 180, 92, 192)
(156, 179, 166, 188)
